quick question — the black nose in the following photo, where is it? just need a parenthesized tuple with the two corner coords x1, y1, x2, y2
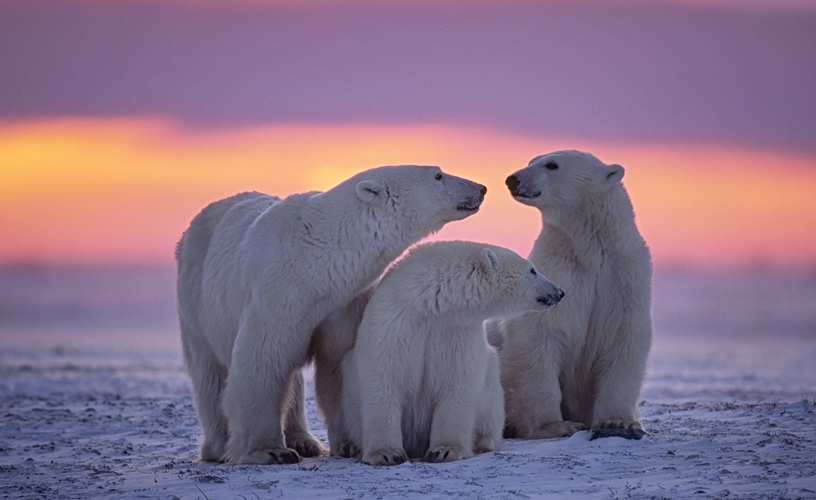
(506, 175, 519, 192)
(558, 288, 565, 299)
(480, 185, 487, 197)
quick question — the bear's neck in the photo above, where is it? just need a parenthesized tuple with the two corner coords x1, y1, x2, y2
(301, 193, 421, 293)
(535, 186, 645, 261)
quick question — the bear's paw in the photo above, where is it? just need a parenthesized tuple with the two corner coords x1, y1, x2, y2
(596, 419, 642, 430)
(286, 434, 328, 458)
(226, 447, 302, 465)
(362, 448, 408, 466)
(332, 441, 361, 459)
(426, 444, 472, 463)
(195, 440, 227, 463)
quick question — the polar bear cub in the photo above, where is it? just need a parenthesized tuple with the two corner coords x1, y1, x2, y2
(176, 166, 486, 464)
(343, 241, 564, 466)
(497, 150, 652, 439)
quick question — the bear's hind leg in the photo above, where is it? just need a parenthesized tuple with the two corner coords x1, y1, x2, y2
(180, 324, 229, 462)
(314, 353, 357, 456)
(503, 358, 586, 440)
(284, 369, 328, 458)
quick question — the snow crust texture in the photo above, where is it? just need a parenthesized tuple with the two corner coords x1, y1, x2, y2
(2, 355, 815, 500)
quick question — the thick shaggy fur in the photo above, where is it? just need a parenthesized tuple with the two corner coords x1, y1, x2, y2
(176, 166, 486, 464)
(342, 241, 564, 466)
(496, 151, 653, 439)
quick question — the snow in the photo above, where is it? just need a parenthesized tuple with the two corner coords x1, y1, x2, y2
(1, 344, 815, 500)
(1, 268, 815, 499)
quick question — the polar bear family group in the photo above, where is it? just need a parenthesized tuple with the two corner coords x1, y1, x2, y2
(176, 150, 653, 466)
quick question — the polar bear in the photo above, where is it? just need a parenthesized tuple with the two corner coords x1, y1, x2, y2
(342, 241, 565, 466)
(496, 150, 652, 439)
(176, 166, 486, 464)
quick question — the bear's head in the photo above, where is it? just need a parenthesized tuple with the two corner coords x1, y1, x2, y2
(354, 165, 487, 237)
(505, 150, 624, 215)
(393, 241, 564, 320)
(476, 245, 565, 318)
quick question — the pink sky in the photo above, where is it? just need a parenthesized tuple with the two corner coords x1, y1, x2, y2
(1, 0, 815, 270)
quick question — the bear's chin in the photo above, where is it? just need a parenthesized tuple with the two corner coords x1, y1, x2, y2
(455, 203, 482, 213)
(511, 192, 541, 204)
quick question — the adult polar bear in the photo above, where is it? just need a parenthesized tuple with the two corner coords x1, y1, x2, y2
(176, 165, 486, 464)
(343, 241, 565, 466)
(496, 150, 652, 439)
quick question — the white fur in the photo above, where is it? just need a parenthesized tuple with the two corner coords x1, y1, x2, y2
(343, 241, 564, 466)
(497, 150, 653, 439)
(176, 166, 485, 464)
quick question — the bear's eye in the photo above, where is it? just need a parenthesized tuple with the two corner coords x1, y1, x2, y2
(544, 162, 559, 170)
(434, 172, 443, 181)
(529, 268, 536, 276)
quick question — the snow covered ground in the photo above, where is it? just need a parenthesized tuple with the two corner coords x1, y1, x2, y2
(1, 268, 815, 499)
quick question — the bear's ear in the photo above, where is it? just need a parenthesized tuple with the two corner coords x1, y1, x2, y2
(479, 248, 500, 273)
(605, 164, 625, 184)
(356, 179, 388, 206)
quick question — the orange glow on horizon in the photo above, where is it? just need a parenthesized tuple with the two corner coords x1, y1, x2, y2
(1, 117, 815, 270)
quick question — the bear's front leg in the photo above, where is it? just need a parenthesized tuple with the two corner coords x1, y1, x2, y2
(473, 348, 504, 454)
(222, 311, 310, 465)
(426, 367, 478, 463)
(358, 369, 408, 466)
(359, 393, 408, 466)
(589, 331, 650, 432)
(222, 374, 299, 464)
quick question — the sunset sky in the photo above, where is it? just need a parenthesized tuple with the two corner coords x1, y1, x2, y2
(1, 0, 815, 270)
